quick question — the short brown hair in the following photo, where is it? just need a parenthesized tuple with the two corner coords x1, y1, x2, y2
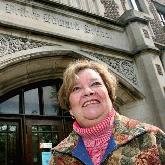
(58, 60, 117, 110)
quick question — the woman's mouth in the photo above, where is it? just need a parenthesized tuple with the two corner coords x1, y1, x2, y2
(82, 99, 100, 107)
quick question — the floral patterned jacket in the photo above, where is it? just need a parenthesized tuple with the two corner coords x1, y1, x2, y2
(50, 113, 165, 165)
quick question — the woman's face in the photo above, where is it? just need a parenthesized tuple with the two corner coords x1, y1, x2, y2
(69, 68, 113, 128)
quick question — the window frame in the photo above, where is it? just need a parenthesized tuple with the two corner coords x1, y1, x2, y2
(154, 1, 165, 26)
(128, 0, 142, 11)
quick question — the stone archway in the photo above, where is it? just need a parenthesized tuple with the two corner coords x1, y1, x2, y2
(0, 54, 72, 96)
(0, 46, 143, 110)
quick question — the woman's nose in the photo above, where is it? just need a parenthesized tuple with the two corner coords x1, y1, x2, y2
(83, 87, 94, 96)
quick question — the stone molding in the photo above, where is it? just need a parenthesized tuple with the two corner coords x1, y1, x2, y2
(0, 33, 139, 89)
(0, 0, 130, 53)
(43, 0, 105, 16)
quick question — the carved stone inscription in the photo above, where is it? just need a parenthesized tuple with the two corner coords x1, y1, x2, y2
(5, 3, 40, 20)
(4, 1, 111, 39)
(0, 0, 130, 51)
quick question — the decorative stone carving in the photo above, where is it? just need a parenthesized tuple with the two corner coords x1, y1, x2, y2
(0, 35, 9, 55)
(155, 64, 163, 76)
(142, 29, 150, 39)
(0, 34, 54, 57)
(92, 53, 138, 86)
(120, 0, 126, 11)
(100, 0, 120, 20)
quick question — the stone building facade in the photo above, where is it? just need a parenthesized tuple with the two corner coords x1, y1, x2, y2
(0, 0, 165, 164)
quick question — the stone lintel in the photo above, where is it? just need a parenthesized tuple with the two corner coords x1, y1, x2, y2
(119, 9, 151, 25)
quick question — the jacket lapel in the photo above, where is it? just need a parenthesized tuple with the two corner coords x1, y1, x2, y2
(101, 136, 117, 163)
(72, 137, 93, 165)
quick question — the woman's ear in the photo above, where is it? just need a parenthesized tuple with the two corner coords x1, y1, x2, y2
(69, 109, 73, 116)
(69, 109, 75, 119)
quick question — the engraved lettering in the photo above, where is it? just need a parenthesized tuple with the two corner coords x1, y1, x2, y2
(5, 3, 40, 20)
(84, 24, 111, 39)
(5, 3, 14, 14)
(52, 16, 58, 25)
(58, 19, 64, 26)
(43, 13, 51, 23)
(69, 22, 74, 29)
(32, 10, 40, 20)
(4, 2, 112, 40)
(17, 7, 24, 17)
(84, 24, 90, 33)
(65, 21, 70, 28)
(74, 22, 80, 30)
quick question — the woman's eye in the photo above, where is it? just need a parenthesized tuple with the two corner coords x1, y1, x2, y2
(72, 86, 80, 92)
(91, 81, 101, 86)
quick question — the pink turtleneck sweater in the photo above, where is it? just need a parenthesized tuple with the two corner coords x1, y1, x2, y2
(73, 110, 115, 165)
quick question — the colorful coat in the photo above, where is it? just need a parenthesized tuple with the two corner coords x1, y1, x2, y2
(50, 113, 165, 165)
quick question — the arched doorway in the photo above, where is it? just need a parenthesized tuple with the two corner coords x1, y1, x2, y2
(0, 79, 73, 165)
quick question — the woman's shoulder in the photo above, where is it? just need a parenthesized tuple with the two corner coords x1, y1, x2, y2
(114, 112, 165, 145)
(52, 131, 79, 154)
(115, 112, 164, 133)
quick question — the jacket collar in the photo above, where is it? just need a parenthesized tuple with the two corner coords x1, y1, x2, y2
(53, 112, 147, 154)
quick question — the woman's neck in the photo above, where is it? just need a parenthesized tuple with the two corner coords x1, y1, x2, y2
(73, 109, 115, 139)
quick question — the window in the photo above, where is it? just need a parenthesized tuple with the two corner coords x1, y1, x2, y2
(0, 95, 19, 114)
(24, 88, 40, 115)
(157, 11, 165, 26)
(43, 86, 59, 115)
(128, 0, 142, 11)
(0, 79, 64, 116)
(154, 2, 165, 26)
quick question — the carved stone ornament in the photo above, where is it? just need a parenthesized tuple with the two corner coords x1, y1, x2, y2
(142, 29, 150, 39)
(0, 34, 54, 57)
(101, 0, 120, 20)
(0, 35, 9, 56)
(120, 0, 126, 11)
(92, 53, 138, 86)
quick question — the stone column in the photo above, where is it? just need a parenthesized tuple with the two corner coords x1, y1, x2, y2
(136, 50, 165, 130)
(119, 10, 165, 130)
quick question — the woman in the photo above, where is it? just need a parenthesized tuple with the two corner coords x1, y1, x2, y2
(50, 60, 165, 165)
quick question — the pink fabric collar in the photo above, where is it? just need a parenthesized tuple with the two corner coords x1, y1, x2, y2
(73, 109, 115, 165)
